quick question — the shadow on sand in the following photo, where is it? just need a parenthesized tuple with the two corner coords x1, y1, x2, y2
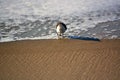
(68, 36, 100, 41)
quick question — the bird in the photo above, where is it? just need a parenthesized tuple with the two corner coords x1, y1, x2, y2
(56, 22, 67, 39)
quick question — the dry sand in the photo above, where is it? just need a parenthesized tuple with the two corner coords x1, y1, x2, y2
(0, 39, 120, 80)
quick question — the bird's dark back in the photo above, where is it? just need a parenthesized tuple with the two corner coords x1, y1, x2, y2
(56, 22, 67, 30)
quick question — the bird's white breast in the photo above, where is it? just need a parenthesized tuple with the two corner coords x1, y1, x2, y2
(56, 25, 61, 33)
(57, 25, 66, 33)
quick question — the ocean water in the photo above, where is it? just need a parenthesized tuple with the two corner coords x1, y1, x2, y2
(0, 0, 120, 42)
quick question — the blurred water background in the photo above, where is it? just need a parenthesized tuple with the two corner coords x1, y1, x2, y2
(0, 0, 120, 42)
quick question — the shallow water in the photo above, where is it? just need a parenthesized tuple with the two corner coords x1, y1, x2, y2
(0, 0, 120, 42)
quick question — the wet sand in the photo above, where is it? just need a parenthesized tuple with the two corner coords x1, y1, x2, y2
(0, 39, 120, 80)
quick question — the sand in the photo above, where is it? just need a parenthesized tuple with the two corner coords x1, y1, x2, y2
(0, 39, 120, 80)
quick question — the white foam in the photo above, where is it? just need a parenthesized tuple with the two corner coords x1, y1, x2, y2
(111, 35, 118, 39)
(0, 33, 57, 43)
(106, 31, 112, 34)
(0, 0, 120, 42)
(111, 29, 116, 32)
(0, 0, 120, 17)
(0, 36, 15, 42)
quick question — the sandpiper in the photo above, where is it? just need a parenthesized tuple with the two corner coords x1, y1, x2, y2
(56, 22, 67, 39)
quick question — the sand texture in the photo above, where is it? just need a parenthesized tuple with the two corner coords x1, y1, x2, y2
(0, 39, 120, 80)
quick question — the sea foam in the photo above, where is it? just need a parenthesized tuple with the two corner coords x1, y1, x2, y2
(0, 0, 120, 42)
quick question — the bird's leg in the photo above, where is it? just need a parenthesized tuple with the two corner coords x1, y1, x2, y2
(57, 33, 60, 39)
(61, 33, 64, 39)
(58, 35, 60, 39)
